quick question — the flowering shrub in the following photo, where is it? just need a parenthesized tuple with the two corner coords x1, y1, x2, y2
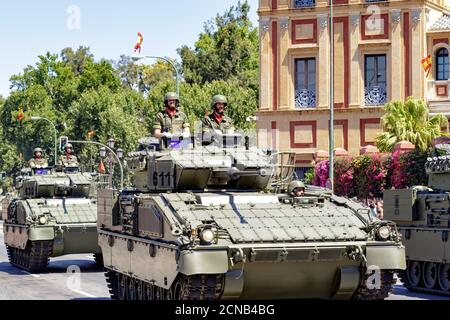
(310, 150, 428, 199)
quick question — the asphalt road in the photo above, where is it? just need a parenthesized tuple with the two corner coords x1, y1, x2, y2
(0, 220, 448, 301)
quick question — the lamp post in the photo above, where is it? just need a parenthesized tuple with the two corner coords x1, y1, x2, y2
(69, 140, 124, 190)
(131, 54, 180, 96)
(329, 1, 335, 193)
(31, 116, 57, 166)
(100, 138, 124, 189)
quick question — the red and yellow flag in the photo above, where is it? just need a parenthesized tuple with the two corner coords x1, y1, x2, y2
(98, 160, 106, 174)
(17, 107, 24, 122)
(421, 55, 432, 74)
(134, 32, 144, 53)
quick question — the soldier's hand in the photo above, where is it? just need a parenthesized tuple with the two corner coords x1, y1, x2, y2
(182, 132, 191, 139)
(214, 129, 223, 136)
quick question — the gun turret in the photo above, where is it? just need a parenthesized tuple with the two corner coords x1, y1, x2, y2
(127, 133, 274, 192)
(425, 144, 450, 191)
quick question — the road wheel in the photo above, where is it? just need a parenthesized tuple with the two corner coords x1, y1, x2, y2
(128, 278, 136, 301)
(407, 260, 422, 287)
(136, 280, 145, 300)
(423, 262, 438, 289)
(438, 263, 450, 292)
(144, 282, 155, 300)
(117, 274, 128, 301)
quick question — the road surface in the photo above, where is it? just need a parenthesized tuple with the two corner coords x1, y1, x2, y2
(0, 220, 448, 300)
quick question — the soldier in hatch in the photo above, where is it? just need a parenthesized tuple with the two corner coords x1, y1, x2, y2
(153, 92, 190, 140)
(288, 180, 306, 198)
(28, 148, 49, 168)
(58, 143, 78, 167)
(202, 95, 235, 144)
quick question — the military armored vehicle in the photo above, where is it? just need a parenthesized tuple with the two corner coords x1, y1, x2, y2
(3, 162, 102, 273)
(98, 134, 405, 300)
(384, 143, 450, 296)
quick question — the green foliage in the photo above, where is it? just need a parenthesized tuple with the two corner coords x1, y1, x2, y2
(376, 97, 448, 152)
(145, 80, 258, 133)
(177, 0, 259, 93)
(303, 168, 315, 185)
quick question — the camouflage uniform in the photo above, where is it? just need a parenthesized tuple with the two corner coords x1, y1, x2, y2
(58, 155, 79, 167)
(153, 110, 190, 134)
(202, 113, 235, 135)
(28, 158, 48, 168)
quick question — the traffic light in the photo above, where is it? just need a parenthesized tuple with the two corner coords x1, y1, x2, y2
(60, 136, 68, 152)
(0, 172, 6, 181)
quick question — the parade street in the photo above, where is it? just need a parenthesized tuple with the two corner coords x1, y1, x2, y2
(0, 221, 447, 301)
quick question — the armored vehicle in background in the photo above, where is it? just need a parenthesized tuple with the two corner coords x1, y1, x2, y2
(98, 134, 405, 300)
(384, 143, 450, 296)
(3, 163, 102, 273)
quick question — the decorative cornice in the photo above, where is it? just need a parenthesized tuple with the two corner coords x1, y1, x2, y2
(350, 13, 360, 27)
(279, 17, 289, 30)
(317, 14, 328, 29)
(260, 17, 270, 35)
(390, 9, 401, 24)
(411, 8, 422, 26)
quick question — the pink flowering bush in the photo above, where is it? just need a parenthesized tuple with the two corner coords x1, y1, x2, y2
(310, 150, 428, 199)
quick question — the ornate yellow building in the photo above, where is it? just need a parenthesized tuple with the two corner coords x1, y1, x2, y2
(257, 0, 450, 174)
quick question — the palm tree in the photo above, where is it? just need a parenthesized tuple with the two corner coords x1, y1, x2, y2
(376, 97, 448, 152)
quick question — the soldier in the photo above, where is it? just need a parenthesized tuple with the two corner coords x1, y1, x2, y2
(28, 148, 48, 168)
(202, 95, 235, 143)
(153, 92, 190, 140)
(58, 143, 78, 167)
(288, 180, 306, 197)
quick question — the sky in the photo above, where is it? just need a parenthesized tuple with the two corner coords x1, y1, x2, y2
(0, 0, 259, 97)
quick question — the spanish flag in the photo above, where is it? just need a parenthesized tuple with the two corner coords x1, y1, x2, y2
(98, 160, 106, 174)
(134, 32, 144, 53)
(17, 107, 24, 122)
(421, 55, 432, 74)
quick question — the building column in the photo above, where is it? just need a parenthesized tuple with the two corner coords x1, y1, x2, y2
(349, 12, 360, 107)
(259, 17, 272, 111)
(278, 17, 291, 110)
(390, 9, 402, 101)
(317, 14, 329, 109)
(410, 8, 425, 99)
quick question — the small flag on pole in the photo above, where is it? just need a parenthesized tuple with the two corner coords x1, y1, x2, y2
(98, 160, 106, 174)
(17, 107, 24, 122)
(421, 55, 432, 76)
(134, 32, 144, 53)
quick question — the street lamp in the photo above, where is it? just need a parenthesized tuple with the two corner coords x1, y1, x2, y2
(31, 116, 58, 166)
(69, 140, 124, 190)
(99, 139, 123, 189)
(131, 54, 180, 96)
(329, 1, 335, 193)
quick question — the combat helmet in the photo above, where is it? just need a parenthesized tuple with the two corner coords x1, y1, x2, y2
(64, 143, 73, 151)
(288, 180, 305, 193)
(211, 95, 228, 109)
(33, 148, 43, 155)
(164, 92, 180, 109)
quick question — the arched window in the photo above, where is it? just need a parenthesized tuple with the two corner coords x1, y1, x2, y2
(436, 48, 449, 81)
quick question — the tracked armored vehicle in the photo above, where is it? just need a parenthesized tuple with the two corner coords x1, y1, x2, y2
(3, 164, 102, 273)
(384, 143, 450, 296)
(98, 134, 405, 300)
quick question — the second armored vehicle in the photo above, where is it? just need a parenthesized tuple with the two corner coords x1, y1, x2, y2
(384, 143, 450, 296)
(98, 134, 406, 300)
(3, 162, 102, 273)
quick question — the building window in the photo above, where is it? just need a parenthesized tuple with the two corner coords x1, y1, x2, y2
(293, 0, 315, 8)
(436, 48, 449, 81)
(364, 54, 387, 106)
(295, 58, 316, 108)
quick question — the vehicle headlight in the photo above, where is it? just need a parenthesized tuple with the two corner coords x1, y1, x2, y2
(377, 226, 391, 240)
(38, 216, 48, 225)
(199, 228, 216, 244)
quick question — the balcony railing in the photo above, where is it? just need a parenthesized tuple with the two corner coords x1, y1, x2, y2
(364, 85, 387, 106)
(295, 89, 316, 108)
(294, 0, 316, 8)
(365, 0, 388, 2)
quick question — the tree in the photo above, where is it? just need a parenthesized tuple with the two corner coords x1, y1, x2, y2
(376, 98, 448, 152)
(61, 46, 94, 75)
(177, 0, 259, 92)
(114, 55, 176, 93)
